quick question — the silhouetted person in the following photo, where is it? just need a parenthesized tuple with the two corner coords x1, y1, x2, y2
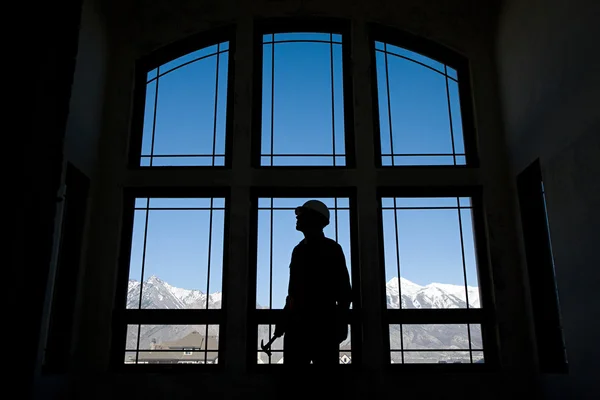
(273, 200, 352, 367)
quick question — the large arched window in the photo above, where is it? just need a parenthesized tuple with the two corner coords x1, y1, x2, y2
(115, 21, 495, 370)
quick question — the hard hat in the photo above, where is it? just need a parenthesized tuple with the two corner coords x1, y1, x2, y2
(295, 199, 330, 225)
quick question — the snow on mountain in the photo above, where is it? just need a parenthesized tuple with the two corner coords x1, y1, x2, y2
(386, 277, 480, 309)
(127, 275, 222, 310)
(126, 276, 483, 364)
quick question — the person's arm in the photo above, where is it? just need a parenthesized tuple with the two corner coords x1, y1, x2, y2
(274, 247, 298, 337)
(335, 244, 352, 311)
(334, 244, 351, 343)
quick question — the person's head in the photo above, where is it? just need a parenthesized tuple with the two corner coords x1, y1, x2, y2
(295, 200, 330, 234)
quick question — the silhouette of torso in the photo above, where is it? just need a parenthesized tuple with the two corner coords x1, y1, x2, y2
(288, 236, 349, 317)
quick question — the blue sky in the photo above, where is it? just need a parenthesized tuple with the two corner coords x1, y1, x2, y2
(128, 33, 477, 310)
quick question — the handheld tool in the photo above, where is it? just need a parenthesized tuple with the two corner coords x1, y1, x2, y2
(260, 335, 279, 357)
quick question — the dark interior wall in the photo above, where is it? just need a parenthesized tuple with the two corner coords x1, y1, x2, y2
(22, 0, 83, 397)
(496, 0, 600, 397)
(63, 0, 109, 177)
(33, 0, 547, 398)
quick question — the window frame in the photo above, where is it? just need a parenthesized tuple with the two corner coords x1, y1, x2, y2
(247, 186, 362, 370)
(251, 18, 356, 169)
(127, 25, 237, 169)
(517, 160, 568, 373)
(368, 24, 479, 168)
(111, 187, 231, 372)
(376, 186, 498, 370)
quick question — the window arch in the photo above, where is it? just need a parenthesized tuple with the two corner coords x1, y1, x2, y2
(252, 19, 354, 167)
(370, 25, 478, 167)
(129, 29, 235, 167)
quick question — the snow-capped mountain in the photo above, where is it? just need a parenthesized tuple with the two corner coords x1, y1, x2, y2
(127, 275, 222, 310)
(125, 276, 221, 350)
(385, 277, 480, 309)
(126, 276, 483, 364)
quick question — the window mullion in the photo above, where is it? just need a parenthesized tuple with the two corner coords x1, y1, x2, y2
(352, 20, 386, 370)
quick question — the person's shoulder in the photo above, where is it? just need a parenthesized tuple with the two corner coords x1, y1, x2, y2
(293, 239, 306, 251)
(323, 237, 343, 251)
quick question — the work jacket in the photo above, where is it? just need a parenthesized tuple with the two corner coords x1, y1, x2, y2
(275, 234, 352, 341)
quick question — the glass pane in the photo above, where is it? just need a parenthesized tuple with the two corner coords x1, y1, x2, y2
(272, 156, 338, 166)
(458, 197, 471, 207)
(390, 351, 403, 364)
(460, 209, 481, 308)
(135, 198, 149, 208)
(149, 157, 221, 166)
(470, 324, 483, 349)
(381, 156, 393, 166)
(212, 198, 225, 208)
(375, 51, 391, 155)
(339, 325, 352, 364)
(272, 208, 305, 308)
(473, 351, 485, 363)
(152, 56, 221, 158)
(336, 198, 349, 208)
(392, 156, 455, 166)
(447, 67, 458, 80)
(257, 324, 284, 364)
(257, 198, 352, 310)
(272, 197, 339, 209)
(148, 46, 228, 162)
(127, 210, 147, 309)
(335, 156, 346, 166)
(148, 198, 213, 208)
(274, 32, 331, 42)
(375, 42, 468, 166)
(404, 351, 471, 364)
(125, 325, 139, 351)
(389, 324, 402, 350)
(126, 201, 224, 310)
(448, 79, 465, 154)
(256, 209, 273, 309)
(214, 52, 229, 156)
(125, 324, 219, 364)
(395, 209, 468, 308)
(388, 325, 483, 364)
(125, 351, 137, 364)
(382, 209, 401, 309)
(261, 43, 273, 156)
(261, 156, 272, 166)
(333, 43, 345, 156)
(147, 68, 157, 81)
(456, 155, 466, 165)
(140, 157, 151, 166)
(258, 198, 271, 208)
(261, 37, 346, 166)
(160, 45, 218, 75)
(382, 199, 478, 309)
(141, 80, 157, 156)
(385, 44, 445, 73)
(393, 197, 458, 208)
(402, 324, 470, 349)
(273, 42, 333, 155)
(381, 197, 395, 208)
